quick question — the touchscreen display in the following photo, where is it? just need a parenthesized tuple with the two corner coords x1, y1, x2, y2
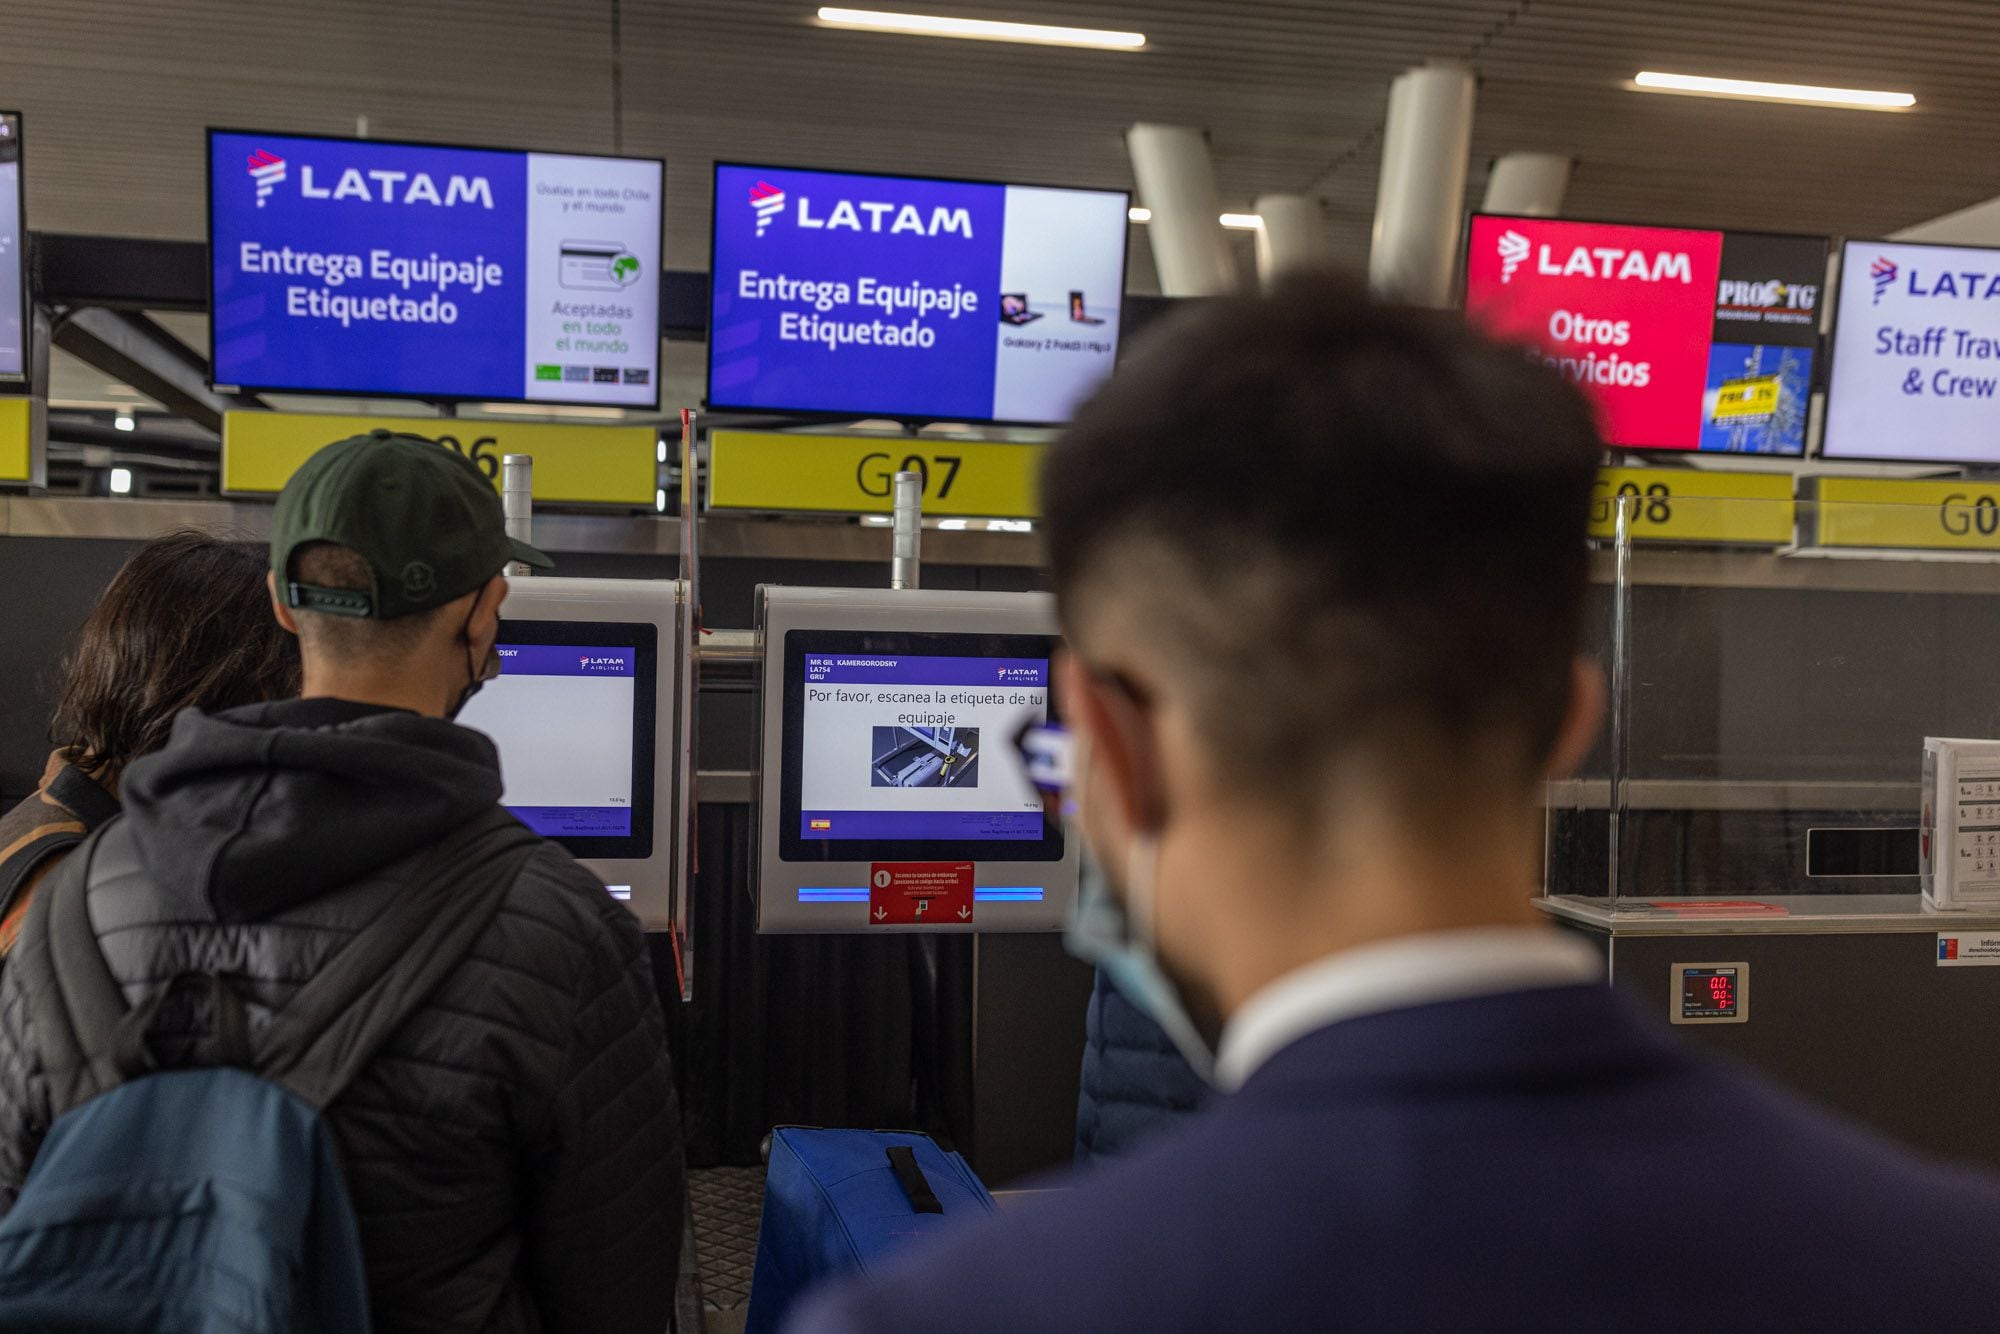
(798, 652, 1048, 841)
(465, 643, 637, 837)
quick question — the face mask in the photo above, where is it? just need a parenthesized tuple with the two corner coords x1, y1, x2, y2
(446, 600, 501, 722)
(1064, 836, 1217, 1084)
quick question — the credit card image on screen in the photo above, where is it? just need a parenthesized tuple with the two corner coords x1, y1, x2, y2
(707, 162, 1131, 425)
(206, 129, 663, 407)
(1822, 238, 2000, 464)
(779, 630, 1065, 861)
(454, 620, 657, 860)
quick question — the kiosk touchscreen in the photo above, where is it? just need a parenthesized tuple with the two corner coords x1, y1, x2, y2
(755, 586, 1080, 933)
(455, 576, 687, 930)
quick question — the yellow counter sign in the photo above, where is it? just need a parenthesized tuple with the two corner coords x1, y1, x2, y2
(1588, 467, 1795, 545)
(1815, 477, 2000, 552)
(0, 397, 35, 485)
(707, 430, 1043, 519)
(222, 412, 657, 506)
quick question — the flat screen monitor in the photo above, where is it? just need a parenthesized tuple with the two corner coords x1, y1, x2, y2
(457, 618, 658, 864)
(0, 112, 24, 384)
(1822, 238, 2000, 463)
(780, 631, 1062, 862)
(207, 129, 663, 407)
(707, 161, 1131, 425)
(1463, 214, 1826, 455)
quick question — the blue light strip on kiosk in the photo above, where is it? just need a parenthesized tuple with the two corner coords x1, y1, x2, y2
(797, 887, 1047, 903)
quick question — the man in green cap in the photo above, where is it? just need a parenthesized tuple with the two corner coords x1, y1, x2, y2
(0, 431, 684, 1331)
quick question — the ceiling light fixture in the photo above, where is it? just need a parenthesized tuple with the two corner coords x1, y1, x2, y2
(1632, 71, 1914, 111)
(1127, 206, 1263, 230)
(113, 413, 136, 432)
(815, 8, 1145, 51)
(109, 467, 133, 495)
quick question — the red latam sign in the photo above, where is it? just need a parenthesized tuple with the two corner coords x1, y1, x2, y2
(1465, 216, 1724, 451)
(869, 862, 974, 926)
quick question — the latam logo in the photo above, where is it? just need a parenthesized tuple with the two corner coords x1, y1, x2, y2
(763, 191, 974, 240)
(1871, 256, 1899, 304)
(1527, 242, 1693, 283)
(246, 149, 286, 207)
(996, 666, 1040, 683)
(1892, 265, 2000, 302)
(750, 181, 785, 237)
(1496, 229, 1530, 283)
(579, 654, 626, 670)
(251, 155, 494, 209)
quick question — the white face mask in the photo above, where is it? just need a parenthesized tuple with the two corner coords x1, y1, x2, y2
(1061, 743, 1216, 1083)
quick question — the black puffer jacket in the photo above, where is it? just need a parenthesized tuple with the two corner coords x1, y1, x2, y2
(0, 699, 683, 1334)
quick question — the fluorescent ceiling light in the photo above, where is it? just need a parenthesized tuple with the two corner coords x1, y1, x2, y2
(1127, 206, 1263, 230)
(109, 467, 133, 495)
(938, 518, 969, 531)
(113, 413, 136, 432)
(816, 7, 1145, 50)
(1632, 70, 1914, 111)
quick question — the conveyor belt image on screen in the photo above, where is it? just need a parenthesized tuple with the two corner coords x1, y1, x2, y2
(871, 726, 981, 789)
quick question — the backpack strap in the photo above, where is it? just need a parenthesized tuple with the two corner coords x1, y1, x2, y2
(43, 765, 120, 832)
(0, 830, 83, 937)
(20, 808, 541, 1117)
(14, 830, 128, 1116)
(253, 808, 540, 1110)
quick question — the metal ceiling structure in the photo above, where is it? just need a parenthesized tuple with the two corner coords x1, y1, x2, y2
(7, 0, 1999, 457)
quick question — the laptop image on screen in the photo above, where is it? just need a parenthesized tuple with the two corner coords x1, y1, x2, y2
(999, 294, 1042, 326)
(1069, 291, 1105, 325)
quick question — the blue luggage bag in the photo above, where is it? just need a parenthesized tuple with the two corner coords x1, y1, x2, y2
(744, 1127, 997, 1332)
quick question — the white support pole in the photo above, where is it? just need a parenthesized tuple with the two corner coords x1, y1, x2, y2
(1481, 152, 1572, 218)
(1127, 123, 1238, 296)
(1368, 62, 1477, 307)
(1253, 194, 1329, 285)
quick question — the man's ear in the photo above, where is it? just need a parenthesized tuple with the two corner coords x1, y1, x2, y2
(267, 570, 301, 636)
(468, 574, 509, 645)
(1057, 648, 1163, 837)
(1545, 657, 1607, 780)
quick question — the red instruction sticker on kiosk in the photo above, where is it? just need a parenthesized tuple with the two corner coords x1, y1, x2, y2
(870, 862, 974, 925)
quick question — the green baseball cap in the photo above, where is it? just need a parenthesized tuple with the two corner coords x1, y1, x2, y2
(272, 429, 553, 620)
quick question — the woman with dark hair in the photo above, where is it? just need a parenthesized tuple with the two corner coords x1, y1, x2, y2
(0, 530, 300, 956)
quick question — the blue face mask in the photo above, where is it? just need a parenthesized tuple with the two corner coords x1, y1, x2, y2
(1064, 840, 1216, 1085)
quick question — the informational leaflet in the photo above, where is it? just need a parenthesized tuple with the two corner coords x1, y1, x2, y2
(798, 653, 1048, 841)
(0, 113, 22, 381)
(458, 644, 637, 838)
(709, 164, 1129, 424)
(209, 131, 662, 405)
(1463, 216, 1824, 454)
(1823, 240, 2000, 463)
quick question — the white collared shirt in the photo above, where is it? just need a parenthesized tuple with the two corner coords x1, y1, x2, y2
(1211, 925, 1607, 1092)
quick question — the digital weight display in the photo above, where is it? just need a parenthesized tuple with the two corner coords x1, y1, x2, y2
(1672, 962, 1749, 1024)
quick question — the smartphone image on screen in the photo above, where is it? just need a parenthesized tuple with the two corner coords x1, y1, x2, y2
(1069, 290, 1104, 325)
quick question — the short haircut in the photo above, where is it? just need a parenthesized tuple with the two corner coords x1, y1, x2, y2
(288, 542, 451, 663)
(53, 529, 302, 778)
(1041, 271, 1603, 816)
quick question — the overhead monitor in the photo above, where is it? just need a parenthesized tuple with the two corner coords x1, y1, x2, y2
(1822, 238, 2000, 463)
(707, 162, 1131, 425)
(755, 586, 1079, 933)
(1463, 214, 1826, 455)
(454, 576, 688, 930)
(0, 112, 24, 384)
(207, 129, 663, 407)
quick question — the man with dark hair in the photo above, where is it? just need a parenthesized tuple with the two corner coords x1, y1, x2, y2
(792, 275, 2000, 1331)
(0, 431, 684, 1332)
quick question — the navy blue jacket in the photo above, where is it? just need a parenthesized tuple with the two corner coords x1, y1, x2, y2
(792, 983, 2000, 1332)
(1075, 968, 1207, 1162)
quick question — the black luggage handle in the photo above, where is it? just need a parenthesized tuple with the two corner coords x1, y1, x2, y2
(886, 1145, 944, 1215)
